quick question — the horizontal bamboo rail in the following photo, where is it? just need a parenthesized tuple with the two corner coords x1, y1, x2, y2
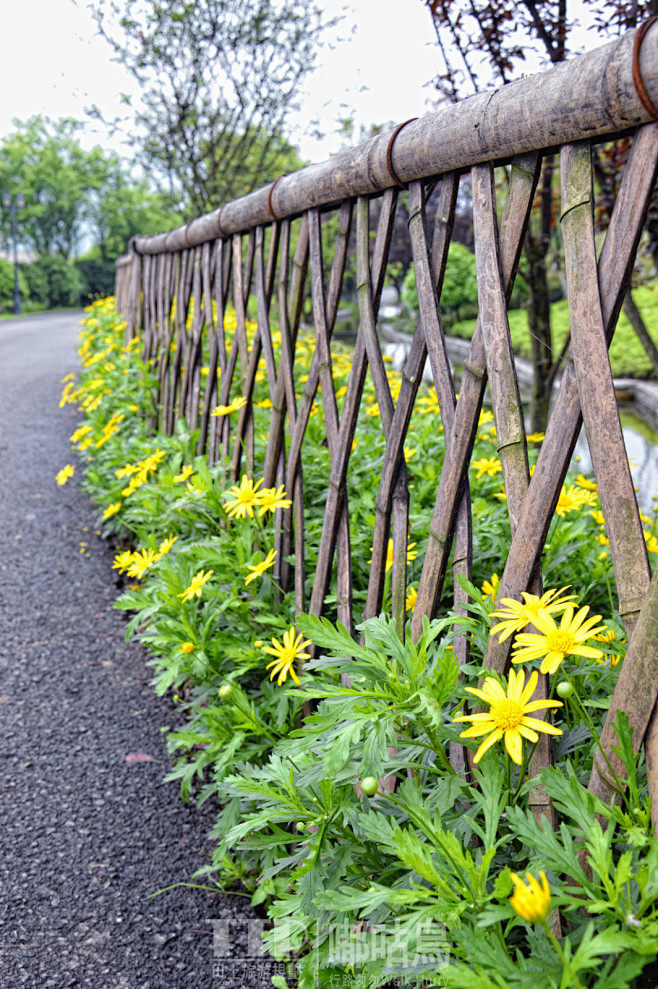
(115, 20, 658, 823)
(130, 22, 658, 258)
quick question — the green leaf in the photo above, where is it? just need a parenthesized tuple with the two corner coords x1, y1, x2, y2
(295, 613, 371, 662)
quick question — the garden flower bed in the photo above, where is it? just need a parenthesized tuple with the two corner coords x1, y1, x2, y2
(58, 298, 658, 988)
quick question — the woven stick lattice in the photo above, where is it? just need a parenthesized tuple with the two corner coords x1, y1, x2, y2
(115, 24, 658, 815)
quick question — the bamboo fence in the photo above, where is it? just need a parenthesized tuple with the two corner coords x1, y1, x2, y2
(115, 20, 658, 822)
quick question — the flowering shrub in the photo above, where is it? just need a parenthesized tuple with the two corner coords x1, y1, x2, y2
(60, 298, 658, 988)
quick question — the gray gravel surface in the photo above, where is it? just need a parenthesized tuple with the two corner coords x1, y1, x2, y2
(0, 313, 277, 989)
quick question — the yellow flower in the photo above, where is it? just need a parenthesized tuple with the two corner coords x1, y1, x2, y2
(70, 425, 92, 443)
(140, 450, 166, 474)
(178, 569, 214, 603)
(644, 532, 658, 553)
(453, 668, 562, 765)
(555, 484, 598, 516)
(509, 871, 552, 924)
(210, 396, 247, 417)
(262, 626, 311, 686)
(157, 535, 177, 556)
(56, 464, 75, 486)
(478, 410, 494, 427)
(112, 549, 135, 573)
(122, 475, 146, 497)
(373, 538, 418, 574)
(257, 485, 292, 516)
(472, 456, 502, 479)
(224, 475, 264, 519)
(589, 510, 605, 526)
(405, 586, 418, 612)
(511, 604, 606, 675)
(491, 587, 576, 642)
(59, 382, 75, 407)
(481, 573, 500, 601)
(245, 548, 277, 586)
(173, 465, 194, 484)
(576, 473, 598, 492)
(126, 548, 159, 579)
(102, 502, 122, 519)
(180, 642, 195, 654)
(526, 432, 545, 443)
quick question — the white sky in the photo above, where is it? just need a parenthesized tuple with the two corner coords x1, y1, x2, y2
(0, 0, 442, 164)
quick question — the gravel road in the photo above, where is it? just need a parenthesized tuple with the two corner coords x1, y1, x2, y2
(0, 313, 276, 988)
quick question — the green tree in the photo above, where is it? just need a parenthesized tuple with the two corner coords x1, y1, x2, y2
(0, 116, 180, 268)
(87, 0, 336, 214)
(86, 154, 179, 262)
(0, 117, 106, 260)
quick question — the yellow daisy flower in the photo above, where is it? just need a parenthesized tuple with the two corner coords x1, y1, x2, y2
(481, 573, 500, 601)
(261, 627, 311, 686)
(178, 569, 214, 603)
(490, 587, 576, 642)
(472, 456, 502, 479)
(511, 605, 606, 675)
(453, 668, 563, 765)
(245, 548, 277, 586)
(509, 870, 552, 924)
(102, 502, 122, 519)
(405, 586, 417, 612)
(70, 425, 92, 443)
(173, 465, 194, 484)
(576, 473, 598, 492)
(126, 548, 159, 579)
(210, 396, 247, 417)
(224, 475, 264, 519)
(157, 535, 178, 556)
(373, 538, 418, 574)
(257, 485, 292, 516)
(112, 549, 135, 573)
(555, 483, 598, 516)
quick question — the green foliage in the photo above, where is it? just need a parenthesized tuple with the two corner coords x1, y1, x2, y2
(451, 279, 658, 380)
(75, 256, 117, 300)
(19, 260, 47, 304)
(63, 299, 658, 989)
(403, 241, 479, 326)
(0, 116, 105, 261)
(0, 115, 179, 268)
(27, 256, 84, 308)
(0, 258, 29, 312)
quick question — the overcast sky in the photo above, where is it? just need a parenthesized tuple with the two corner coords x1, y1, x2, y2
(0, 0, 445, 164)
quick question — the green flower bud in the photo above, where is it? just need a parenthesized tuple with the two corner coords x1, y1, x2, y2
(360, 776, 378, 797)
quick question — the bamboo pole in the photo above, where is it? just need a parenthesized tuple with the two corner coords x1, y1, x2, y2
(130, 24, 658, 257)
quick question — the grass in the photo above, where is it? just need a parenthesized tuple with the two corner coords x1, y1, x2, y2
(0, 304, 84, 321)
(451, 279, 658, 379)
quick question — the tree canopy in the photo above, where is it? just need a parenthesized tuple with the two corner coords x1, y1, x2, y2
(88, 0, 336, 215)
(0, 116, 178, 262)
